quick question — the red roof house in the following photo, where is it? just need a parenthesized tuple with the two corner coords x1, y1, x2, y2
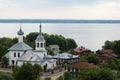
(74, 46, 91, 55)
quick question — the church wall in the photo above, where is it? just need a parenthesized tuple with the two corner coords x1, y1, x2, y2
(8, 51, 24, 66)
(41, 61, 56, 69)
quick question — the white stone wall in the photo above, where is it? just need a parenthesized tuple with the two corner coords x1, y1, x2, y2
(7, 51, 24, 66)
(41, 61, 56, 69)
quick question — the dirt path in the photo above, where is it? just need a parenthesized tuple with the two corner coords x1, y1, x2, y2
(41, 70, 66, 80)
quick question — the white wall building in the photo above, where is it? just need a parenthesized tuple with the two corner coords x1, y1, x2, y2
(47, 45, 60, 55)
(5, 24, 56, 69)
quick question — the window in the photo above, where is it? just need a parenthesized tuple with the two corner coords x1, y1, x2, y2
(70, 69, 72, 72)
(44, 43, 45, 47)
(18, 53, 20, 57)
(41, 43, 43, 47)
(74, 69, 76, 72)
(16, 61, 17, 65)
(14, 52, 16, 57)
(37, 43, 39, 47)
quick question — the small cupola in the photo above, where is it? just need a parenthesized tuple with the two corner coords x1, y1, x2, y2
(17, 27, 24, 42)
(17, 28, 24, 35)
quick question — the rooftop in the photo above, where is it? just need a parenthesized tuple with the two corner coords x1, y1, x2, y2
(53, 53, 78, 59)
(69, 62, 95, 69)
(74, 46, 91, 54)
(8, 42, 33, 51)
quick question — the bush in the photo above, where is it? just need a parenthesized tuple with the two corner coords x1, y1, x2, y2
(0, 72, 14, 80)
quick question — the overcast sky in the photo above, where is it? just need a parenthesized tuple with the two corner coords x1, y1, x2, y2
(0, 0, 120, 19)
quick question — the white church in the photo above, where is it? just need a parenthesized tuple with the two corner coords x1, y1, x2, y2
(5, 24, 56, 69)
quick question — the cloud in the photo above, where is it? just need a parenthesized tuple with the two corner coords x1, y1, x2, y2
(0, 0, 120, 19)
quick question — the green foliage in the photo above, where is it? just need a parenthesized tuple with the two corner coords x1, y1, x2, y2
(1, 56, 9, 66)
(102, 40, 114, 49)
(69, 49, 75, 55)
(87, 56, 99, 65)
(80, 68, 117, 80)
(56, 76, 64, 80)
(0, 37, 17, 60)
(13, 63, 42, 80)
(0, 72, 14, 80)
(102, 40, 120, 55)
(63, 72, 72, 80)
(12, 66, 20, 80)
(103, 59, 120, 71)
(79, 52, 99, 65)
(66, 38, 77, 50)
(45, 77, 51, 80)
(25, 32, 38, 48)
(117, 71, 120, 79)
(17, 63, 35, 80)
(26, 32, 38, 42)
(33, 64, 42, 79)
(0, 45, 7, 60)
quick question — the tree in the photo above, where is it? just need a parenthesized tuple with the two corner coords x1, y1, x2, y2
(79, 52, 99, 65)
(13, 63, 35, 80)
(66, 38, 77, 50)
(0, 45, 7, 60)
(87, 56, 99, 65)
(56, 76, 64, 80)
(1, 56, 9, 68)
(33, 64, 42, 79)
(80, 68, 117, 80)
(63, 72, 72, 80)
(26, 32, 38, 42)
(25, 32, 38, 48)
(113, 41, 120, 55)
(108, 59, 120, 71)
(102, 40, 114, 49)
(102, 40, 120, 55)
(68, 49, 75, 55)
(12, 66, 20, 80)
(0, 72, 14, 80)
(0, 37, 17, 60)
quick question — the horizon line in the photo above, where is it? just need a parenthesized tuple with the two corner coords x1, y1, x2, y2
(0, 19, 120, 23)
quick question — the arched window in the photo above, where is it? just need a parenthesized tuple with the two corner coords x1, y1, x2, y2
(14, 52, 16, 57)
(44, 43, 45, 47)
(41, 43, 43, 47)
(18, 53, 20, 57)
(37, 43, 39, 47)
